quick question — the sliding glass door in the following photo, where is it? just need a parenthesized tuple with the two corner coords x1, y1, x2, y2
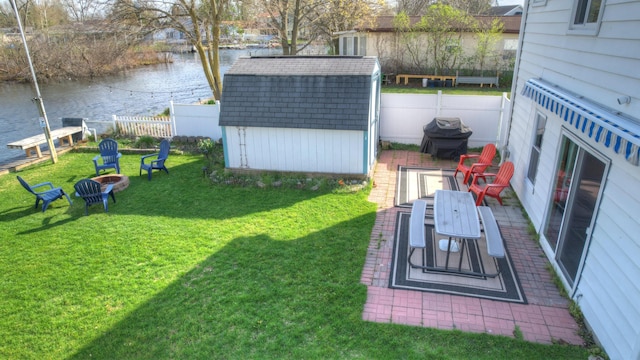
(543, 135, 607, 287)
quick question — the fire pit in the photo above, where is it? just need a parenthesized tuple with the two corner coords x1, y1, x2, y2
(91, 174, 130, 193)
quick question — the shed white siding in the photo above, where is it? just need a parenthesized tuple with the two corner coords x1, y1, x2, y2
(508, 1, 640, 359)
(223, 127, 365, 174)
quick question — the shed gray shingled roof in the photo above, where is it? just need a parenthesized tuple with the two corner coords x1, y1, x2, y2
(219, 56, 379, 131)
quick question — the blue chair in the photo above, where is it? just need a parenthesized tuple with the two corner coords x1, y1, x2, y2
(17, 176, 72, 212)
(74, 179, 116, 215)
(93, 139, 122, 176)
(140, 139, 170, 181)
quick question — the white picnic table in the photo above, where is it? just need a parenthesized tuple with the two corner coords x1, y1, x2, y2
(433, 190, 481, 272)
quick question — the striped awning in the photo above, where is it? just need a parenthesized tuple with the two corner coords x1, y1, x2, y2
(521, 78, 640, 165)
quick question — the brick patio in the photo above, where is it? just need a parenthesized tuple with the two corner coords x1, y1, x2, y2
(361, 150, 584, 345)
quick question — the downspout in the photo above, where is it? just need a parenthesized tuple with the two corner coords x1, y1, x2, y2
(502, 0, 531, 161)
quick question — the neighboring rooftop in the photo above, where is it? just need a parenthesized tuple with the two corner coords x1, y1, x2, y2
(482, 5, 523, 16)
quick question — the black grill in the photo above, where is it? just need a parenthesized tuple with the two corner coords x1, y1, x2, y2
(420, 117, 472, 160)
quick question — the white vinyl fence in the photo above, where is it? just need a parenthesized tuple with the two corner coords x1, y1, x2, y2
(94, 93, 510, 149)
(379, 91, 511, 149)
(106, 101, 221, 140)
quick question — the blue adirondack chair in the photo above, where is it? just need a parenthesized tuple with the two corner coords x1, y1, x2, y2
(74, 179, 116, 215)
(17, 176, 72, 212)
(93, 138, 122, 176)
(140, 139, 170, 180)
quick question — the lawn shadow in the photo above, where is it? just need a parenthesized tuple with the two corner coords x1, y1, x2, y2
(68, 214, 376, 359)
(0, 206, 46, 221)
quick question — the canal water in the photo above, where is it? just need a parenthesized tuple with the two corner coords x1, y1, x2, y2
(0, 48, 281, 164)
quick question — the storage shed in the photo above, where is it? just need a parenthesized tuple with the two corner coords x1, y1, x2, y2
(219, 56, 381, 177)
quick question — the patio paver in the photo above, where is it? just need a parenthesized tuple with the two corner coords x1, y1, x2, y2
(361, 150, 584, 346)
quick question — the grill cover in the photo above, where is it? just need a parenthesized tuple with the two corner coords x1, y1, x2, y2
(420, 117, 472, 159)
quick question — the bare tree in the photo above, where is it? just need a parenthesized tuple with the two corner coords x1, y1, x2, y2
(414, 4, 474, 75)
(258, 0, 325, 55)
(439, 0, 492, 15)
(311, 0, 384, 54)
(110, 0, 228, 101)
(473, 17, 503, 75)
(396, 0, 430, 15)
(59, 0, 105, 22)
(393, 11, 427, 73)
(396, 0, 492, 16)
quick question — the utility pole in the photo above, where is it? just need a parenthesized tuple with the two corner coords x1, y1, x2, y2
(10, 0, 58, 164)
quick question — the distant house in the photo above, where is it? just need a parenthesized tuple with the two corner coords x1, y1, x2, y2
(336, 12, 522, 75)
(219, 56, 381, 177)
(506, 1, 640, 358)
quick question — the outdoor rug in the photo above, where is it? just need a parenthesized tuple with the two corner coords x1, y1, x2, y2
(389, 212, 527, 303)
(395, 166, 461, 208)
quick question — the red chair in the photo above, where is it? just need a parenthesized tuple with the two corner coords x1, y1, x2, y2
(454, 143, 496, 185)
(468, 161, 514, 206)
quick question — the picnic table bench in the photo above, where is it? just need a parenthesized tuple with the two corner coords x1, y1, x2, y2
(7, 126, 83, 158)
(477, 206, 505, 258)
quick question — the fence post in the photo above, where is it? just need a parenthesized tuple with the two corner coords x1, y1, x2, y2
(436, 90, 443, 116)
(170, 101, 177, 137)
(112, 115, 117, 135)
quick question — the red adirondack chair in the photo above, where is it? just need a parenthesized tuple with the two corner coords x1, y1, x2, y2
(454, 143, 497, 185)
(468, 161, 514, 206)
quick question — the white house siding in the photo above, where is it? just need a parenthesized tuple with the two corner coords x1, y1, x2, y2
(577, 158, 640, 359)
(509, 1, 640, 358)
(223, 126, 365, 175)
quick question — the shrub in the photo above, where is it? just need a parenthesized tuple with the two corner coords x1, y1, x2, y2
(135, 135, 156, 148)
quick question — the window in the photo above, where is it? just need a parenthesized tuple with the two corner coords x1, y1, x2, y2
(341, 36, 366, 55)
(359, 36, 367, 56)
(527, 112, 547, 183)
(574, 0, 601, 24)
(569, 0, 604, 34)
(502, 39, 518, 61)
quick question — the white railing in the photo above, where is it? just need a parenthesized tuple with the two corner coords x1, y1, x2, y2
(112, 115, 173, 138)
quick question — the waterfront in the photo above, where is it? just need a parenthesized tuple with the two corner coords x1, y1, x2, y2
(0, 48, 281, 164)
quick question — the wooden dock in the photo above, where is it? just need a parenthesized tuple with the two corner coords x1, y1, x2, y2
(0, 146, 77, 176)
(7, 126, 82, 158)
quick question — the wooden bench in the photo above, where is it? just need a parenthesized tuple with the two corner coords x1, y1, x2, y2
(7, 126, 82, 158)
(477, 206, 505, 258)
(456, 76, 499, 88)
(396, 74, 457, 86)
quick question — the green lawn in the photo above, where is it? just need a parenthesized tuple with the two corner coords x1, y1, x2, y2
(0, 151, 588, 359)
